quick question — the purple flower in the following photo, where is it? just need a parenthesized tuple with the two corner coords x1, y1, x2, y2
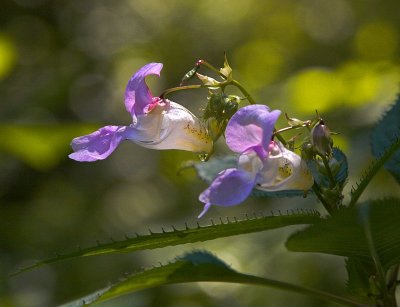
(69, 63, 212, 162)
(198, 105, 313, 218)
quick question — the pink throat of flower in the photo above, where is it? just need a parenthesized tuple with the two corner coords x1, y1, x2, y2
(268, 141, 281, 156)
(146, 97, 167, 113)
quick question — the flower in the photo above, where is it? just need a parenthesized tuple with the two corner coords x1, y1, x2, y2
(198, 105, 313, 218)
(69, 63, 212, 162)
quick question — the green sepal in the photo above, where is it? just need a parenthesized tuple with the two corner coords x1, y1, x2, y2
(196, 72, 220, 87)
(220, 53, 233, 80)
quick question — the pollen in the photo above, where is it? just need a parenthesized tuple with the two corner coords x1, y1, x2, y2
(184, 121, 212, 143)
(278, 159, 293, 179)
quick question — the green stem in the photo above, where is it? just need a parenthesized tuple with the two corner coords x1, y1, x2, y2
(198, 60, 227, 80)
(199, 60, 257, 105)
(321, 154, 336, 188)
(161, 84, 205, 99)
(274, 125, 306, 135)
(360, 209, 389, 304)
(231, 79, 256, 105)
(274, 129, 287, 146)
(273, 124, 310, 145)
(312, 183, 334, 215)
(387, 265, 399, 292)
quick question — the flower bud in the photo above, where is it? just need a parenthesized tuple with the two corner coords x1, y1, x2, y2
(311, 120, 333, 156)
(203, 93, 239, 142)
(207, 117, 224, 141)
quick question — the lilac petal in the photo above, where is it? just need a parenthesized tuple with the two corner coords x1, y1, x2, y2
(69, 125, 128, 162)
(225, 105, 281, 159)
(124, 63, 163, 119)
(198, 168, 256, 217)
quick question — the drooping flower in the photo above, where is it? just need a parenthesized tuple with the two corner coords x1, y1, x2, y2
(69, 63, 212, 162)
(198, 104, 313, 218)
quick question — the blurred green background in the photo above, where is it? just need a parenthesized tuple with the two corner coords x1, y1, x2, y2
(1, 0, 400, 306)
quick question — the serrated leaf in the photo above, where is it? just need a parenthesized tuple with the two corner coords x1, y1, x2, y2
(251, 189, 307, 198)
(194, 155, 310, 198)
(350, 138, 400, 207)
(63, 250, 365, 307)
(331, 148, 348, 184)
(371, 94, 400, 183)
(13, 211, 321, 275)
(60, 287, 110, 307)
(286, 198, 400, 269)
(307, 147, 348, 188)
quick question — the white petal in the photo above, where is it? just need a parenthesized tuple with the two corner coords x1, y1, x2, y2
(256, 142, 313, 191)
(237, 151, 264, 176)
(126, 100, 212, 153)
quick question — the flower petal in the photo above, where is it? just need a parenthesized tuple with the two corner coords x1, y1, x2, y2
(126, 101, 212, 153)
(124, 63, 163, 119)
(225, 105, 281, 159)
(198, 168, 256, 217)
(256, 142, 314, 191)
(69, 125, 129, 162)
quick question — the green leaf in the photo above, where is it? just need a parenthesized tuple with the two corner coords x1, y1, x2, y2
(350, 138, 400, 207)
(345, 257, 376, 297)
(60, 287, 111, 307)
(63, 250, 366, 307)
(286, 198, 400, 269)
(13, 211, 321, 275)
(307, 147, 348, 188)
(332, 148, 348, 184)
(194, 155, 237, 182)
(371, 94, 400, 183)
(194, 155, 309, 198)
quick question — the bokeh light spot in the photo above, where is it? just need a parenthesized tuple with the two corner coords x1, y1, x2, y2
(286, 68, 343, 114)
(354, 21, 398, 60)
(0, 35, 17, 79)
